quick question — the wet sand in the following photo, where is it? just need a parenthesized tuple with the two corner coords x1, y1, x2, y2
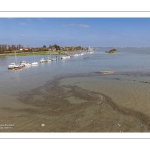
(1, 71, 150, 132)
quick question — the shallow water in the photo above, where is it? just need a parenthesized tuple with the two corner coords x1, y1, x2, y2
(1, 48, 150, 132)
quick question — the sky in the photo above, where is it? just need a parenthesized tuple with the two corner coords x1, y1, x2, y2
(1, 18, 150, 47)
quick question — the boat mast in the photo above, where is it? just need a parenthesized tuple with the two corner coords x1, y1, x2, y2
(15, 51, 17, 64)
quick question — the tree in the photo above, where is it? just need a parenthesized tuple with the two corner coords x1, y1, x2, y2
(43, 45, 46, 48)
(53, 44, 60, 50)
(42, 45, 47, 51)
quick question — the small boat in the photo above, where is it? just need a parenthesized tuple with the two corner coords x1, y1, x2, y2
(20, 61, 26, 66)
(8, 51, 23, 70)
(32, 52, 39, 65)
(24, 63, 32, 67)
(20, 61, 31, 67)
(74, 54, 79, 57)
(39, 58, 46, 63)
(14, 64, 23, 70)
(61, 55, 71, 59)
(87, 46, 94, 54)
(52, 58, 56, 61)
(8, 63, 16, 69)
(61, 56, 67, 59)
(66, 55, 71, 59)
(46, 57, 52, 62)
(31, 62, 39, 66)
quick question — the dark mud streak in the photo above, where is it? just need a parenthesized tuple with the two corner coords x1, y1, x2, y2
(68, 85, 150, 127)
(106, 97, 150, 126)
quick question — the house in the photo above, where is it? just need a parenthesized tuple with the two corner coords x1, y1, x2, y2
(23, 48, 29, 51)
(48, 47, 56, 51)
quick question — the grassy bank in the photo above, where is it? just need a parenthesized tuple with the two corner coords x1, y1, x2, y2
(0, 51, 66, 57)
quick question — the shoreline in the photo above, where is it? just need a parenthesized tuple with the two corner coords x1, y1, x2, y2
(0, 49, 85, 57)
(0, 51, 64, 57)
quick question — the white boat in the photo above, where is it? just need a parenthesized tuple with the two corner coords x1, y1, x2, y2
(66, 55, 70, 59)
(14, 64, 23, 70)
(80, 53, 84, 56)
(74, 54, 79, 57)
(31, 62, 39, 66)
(20, 61, 26, 66)
(8, 63, 16, 69)
(46, 57, 52, 62)
(39, 58, 46, 63)
(32, 52, 39, 65)
(61, 56, 67, 59)
(87, 46, 94, 54)
(20, 61, 31, 67)
(8, 51, 23, 70)
(52, 59, 56, 61)
(24, 63, 32, 67)
(87, 51, 93, 54)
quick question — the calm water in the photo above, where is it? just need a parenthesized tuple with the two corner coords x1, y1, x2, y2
(1, 47, 150, 96)
(1, 48, 150, 132)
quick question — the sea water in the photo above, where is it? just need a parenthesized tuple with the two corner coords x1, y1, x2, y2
(1, 48, 150, 132)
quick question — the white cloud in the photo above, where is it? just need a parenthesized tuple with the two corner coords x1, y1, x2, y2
(19, 22, 27, 25)
(79, 24, 90, 28)
(62, 23, 90, 28)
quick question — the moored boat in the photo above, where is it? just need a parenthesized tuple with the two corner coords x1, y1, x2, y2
(14, 64, 23, 70)
(46, 57, 52, 62)
(39, 58, 46, 63)
(31, 62, 39, 66)
(8, 63, 16, 69)
(20, 61, 31, 67)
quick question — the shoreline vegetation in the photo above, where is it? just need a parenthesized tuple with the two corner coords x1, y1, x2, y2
(106, 48, 117, 54)
(0, 44, 86, 56)
(0, 51, 65, 56)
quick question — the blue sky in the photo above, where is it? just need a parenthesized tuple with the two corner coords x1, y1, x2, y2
(1, 18, 150, 47)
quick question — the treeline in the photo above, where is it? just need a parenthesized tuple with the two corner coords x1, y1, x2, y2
(0, 44, 24, 54)
(0, 44, 83, 54)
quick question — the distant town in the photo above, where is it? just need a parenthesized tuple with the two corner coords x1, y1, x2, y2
(0, 44, 85, 54)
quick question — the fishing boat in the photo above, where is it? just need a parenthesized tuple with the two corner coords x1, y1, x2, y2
(24, 63, 32, 67)
(8, 51, 23, 70)
(8, 63, 16, 69)
(52, 58, 56, 61)
(39, 58, 46, 63)
(46, 57, 52, 62)
(46, 51, 52, 62)
(32, 52, 39, 65)
(87, 46, 94, 54)
(74, 54, 79, 57)
(61, 56, 67, 59)
(31, 62, 39, 66)
(20, 61, 31, 67)
(14, 64, 23, 70)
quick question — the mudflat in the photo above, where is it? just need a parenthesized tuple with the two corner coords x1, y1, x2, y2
(1, 72, 150, 132)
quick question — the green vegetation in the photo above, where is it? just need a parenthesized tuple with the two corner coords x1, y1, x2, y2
(107, 49, 117, 54)
(0, 51, 66, 57)
(52, 44, 60, 50)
